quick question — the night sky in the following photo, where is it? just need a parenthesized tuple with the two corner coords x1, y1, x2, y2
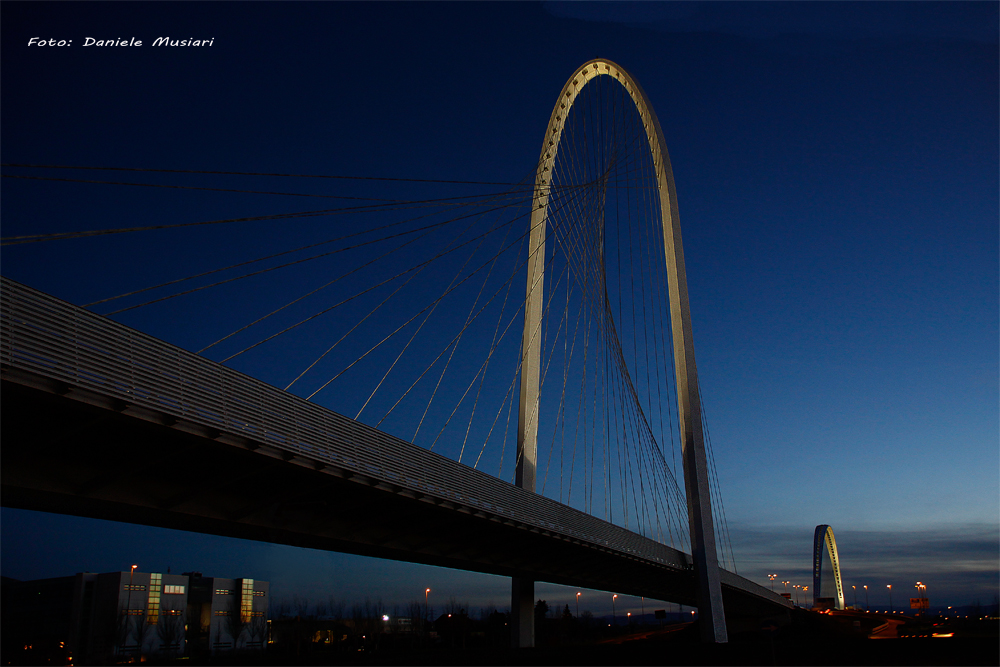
(1, 2, 997, 616)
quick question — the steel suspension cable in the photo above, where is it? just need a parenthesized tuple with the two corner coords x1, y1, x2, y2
(0, 162, 529, 186)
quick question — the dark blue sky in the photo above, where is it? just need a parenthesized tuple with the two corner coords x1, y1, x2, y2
(2, 2, 997, 613)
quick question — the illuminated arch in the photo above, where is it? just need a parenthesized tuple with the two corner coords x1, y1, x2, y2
(813, 524, 845, 610)
(511, 58, 727, 646)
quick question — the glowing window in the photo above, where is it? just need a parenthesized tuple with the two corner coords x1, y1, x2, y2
(240, 579, 254, 623)
(214, 589, 232, 595)
(163, 585, 185, 595)
(147, 573, 162, 625)
(214, 610, 231, 616)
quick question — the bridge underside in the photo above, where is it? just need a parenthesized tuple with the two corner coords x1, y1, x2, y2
(2, 372, 784, 619)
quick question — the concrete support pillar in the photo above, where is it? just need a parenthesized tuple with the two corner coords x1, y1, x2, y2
(511, 176, 546, 650)
(680, 412, 728, 643)
(510, 576, 534, 648)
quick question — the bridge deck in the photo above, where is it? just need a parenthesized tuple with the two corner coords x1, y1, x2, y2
(1, 277, 790, 616)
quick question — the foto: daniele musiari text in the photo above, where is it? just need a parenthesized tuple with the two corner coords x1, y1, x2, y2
(28, 37, 215, 47)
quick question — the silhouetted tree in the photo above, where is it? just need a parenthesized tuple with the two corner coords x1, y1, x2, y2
(485, 609, 509, 649)
(110, 606, 131, 662)
(223, 600, 248, 650)
(132, 611, 154, 660)
(350, 598, 386, 648)
(292, 594, 310, 619)
(479, 603, 498, 622)
(328, 594, 346, 620)
(534, 599, 549, 644)
(444, 597, 470, 616)
(248, 614, 268, 650)
(156, 613, 183, 657)
(273, 599, 292, 620)
(405, 600, 426, 640)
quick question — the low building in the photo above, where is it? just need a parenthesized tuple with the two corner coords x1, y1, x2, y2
(1, 571, 268, 665)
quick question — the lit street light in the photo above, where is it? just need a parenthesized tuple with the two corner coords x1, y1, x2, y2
(887, 585, 893, 613)
(121, 565, 138, 659)
(576, 592, 581, 618)
(425, 588, 431, 624)
(612, 594, 618, 625)
(852, 585, 857, 609)
(768, 574, 777, 591)
(864, 585, 869, 611)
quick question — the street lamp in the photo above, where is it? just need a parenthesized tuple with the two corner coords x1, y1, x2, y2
(782, 581, 790, 596)
(793, 585, 800, 606)
(915, 582, 927, 615)
(576, 592, 581, 618)
(768, 574, 777, 591)
(887, 585, 893, 613)
(121, 565, 138, 659)
(425, 588, 430, 624)
(864, 585, 869, 611)
(852, 585, 857, 609)
(612, 594, 618, 625)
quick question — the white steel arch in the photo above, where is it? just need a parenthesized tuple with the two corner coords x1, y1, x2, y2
(512, 58, 728, 646)
(813, 524, 846, 610)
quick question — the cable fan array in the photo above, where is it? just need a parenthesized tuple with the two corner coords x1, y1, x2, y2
(528, 73, 693, 553)
(1, 76, 738, 570)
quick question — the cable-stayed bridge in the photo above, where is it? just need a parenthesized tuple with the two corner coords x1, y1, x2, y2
(1, 59, 792, 645)
(0, 277, 786, 617)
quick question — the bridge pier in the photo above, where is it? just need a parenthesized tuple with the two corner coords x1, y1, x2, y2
(510, 576, 534, 648)
(512, 191, 543, 648)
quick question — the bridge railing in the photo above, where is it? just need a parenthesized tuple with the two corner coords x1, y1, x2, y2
(1, 277, 691, 571)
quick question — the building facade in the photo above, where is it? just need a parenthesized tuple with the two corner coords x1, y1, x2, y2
(186, 574, 269, 655)
(2, 571, 268, 664)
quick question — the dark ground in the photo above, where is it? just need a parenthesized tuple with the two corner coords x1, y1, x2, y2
(194, 637, 1000, 667)
(191, 611, 1000, 667)
(11, 608, 993, 666)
